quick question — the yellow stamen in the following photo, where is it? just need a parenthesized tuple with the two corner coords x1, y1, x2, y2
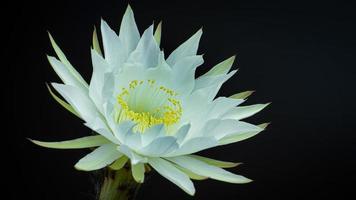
(116, 80, 182, 133)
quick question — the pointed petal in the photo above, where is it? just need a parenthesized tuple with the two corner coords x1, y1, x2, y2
(167, 29, 202, 66)
(167, 156, 252, 184)
(101, 20, 125, 68)
(46, 83, 80, 118)
(118, 145, 147, 165)
(89, 49, 111, 113)
(84, 117, 119, 144)
(188, 155, 241, 168)
(139, 137, 178, 157)
(119, 5, 140, 54)
(173, 164, 208, 180)
(47, 56, 86, 91)
(165, 137, 217, 157)
(154, 21, 162, 46)
(148, 158, 195, 195)
(218, 123, 264, 145)
(51, 83, 98, 123)
(132, 162, 145, 183)
(92, 26, 103, 56)
(48, 33, 88, 88)
(140, 124, 165, 147)
(127, 25, 160, 68)
(223, 103, 271, 120)
(229, 91, 255, 100)
(29, 135, 110, 149)
(75, 143, 121, 171)
(202, 55, 235, 77)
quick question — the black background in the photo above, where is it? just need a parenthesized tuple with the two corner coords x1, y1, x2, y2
(8, 0, 356, 199)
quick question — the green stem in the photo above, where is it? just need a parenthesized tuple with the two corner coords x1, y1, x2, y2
(99, 166, 140, 200)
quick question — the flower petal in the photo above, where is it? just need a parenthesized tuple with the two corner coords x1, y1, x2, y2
(47, 56, 86, 91)
(127, 25, 160, 68)
(139, 137, 178, 157)
(223, 103, 271, 121)
(148, 157, 195, 195)
(101, 19, 125, 69)
(154, 21, 162, 46)
(201, 55, 235, 77)
(74, 143, 121, 171)
(132, 162, 145, 183)
(119, 5, 140, 56)
(92, 26, 103, 56)
(51, 83, 98, 123)
(167, 156, 252, 184)
(188, 155, 241, 168)
(46, 83, 80, 118)
(109, 156, 128, 170)
(117, 145, 147, 165)
(84, 117, 119, 143)
(29, 135, 110, 149)
(48, 33, 88, 88)
(167, 29, 202, 66)
(229, 90, 255, 100)
(165, 137, 217, 157)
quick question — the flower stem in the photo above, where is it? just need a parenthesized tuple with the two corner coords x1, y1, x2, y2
(99, 166, 140, 200)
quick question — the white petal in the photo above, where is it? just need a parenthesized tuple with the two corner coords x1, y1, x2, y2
(112, 121, 136, 144)
(194, 70, 237, 101)
(47, 56, 86, 91)
(167, 29, 202, 66)
(148, 157, 195, 195)
(171, 55, 204, 94)
(75, 143, 121, 171)
(89, 49, 111, 113)
(174, 124, 191, 144)
(84, 117, 119, 144)
(218, 124, 264, 146)
(51, 83, 98, 123)
(101, 20, 125, 69)
(167, 156, 252, 184)
(119, 5, 140, 55)
(48, 33, 88, 88)
(117, 145, 147, 165)
(139, 137, 178, 157)
(207, 97, 245, 119)
(165, 137, 217, 157)
(127, 25, 160, 68)
(140, 124, 165, 147)
(223, 103, 271, 121)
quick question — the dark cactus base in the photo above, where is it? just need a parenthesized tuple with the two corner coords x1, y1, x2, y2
(98, 166, 140, 200)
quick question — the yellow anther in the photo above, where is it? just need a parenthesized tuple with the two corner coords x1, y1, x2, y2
(116, 80, 182, 133)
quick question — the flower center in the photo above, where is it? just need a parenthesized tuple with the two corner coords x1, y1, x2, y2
(115, 80, 182, 133)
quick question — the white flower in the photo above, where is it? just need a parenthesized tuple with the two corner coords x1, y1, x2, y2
(31, 6, 270, 195)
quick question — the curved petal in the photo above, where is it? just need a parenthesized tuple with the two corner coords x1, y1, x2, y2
(51, 83, 98, 123)
(148, 158, 195, 195)
(118, 5, 140, 56)
(138, 137, 178, 157)
(47, 56, 86, 91)
(201, 55, 235, 77)
(117, 145, 147, 165)
(75, 143, 121, 171)
(48, 33, 88, 88)
(84, 117, 119, 144)
(101, 19, 125, 69)
(188, 155, 241, 168)
(167, 29, 202, 66)
(127, 25, 160, 68)
(165, 137, 217, 157)
(167, 156, 252, 184)
(222, 103, 271, 121)
(132, 162, 145, 183)
(29, 135, 110, 149)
